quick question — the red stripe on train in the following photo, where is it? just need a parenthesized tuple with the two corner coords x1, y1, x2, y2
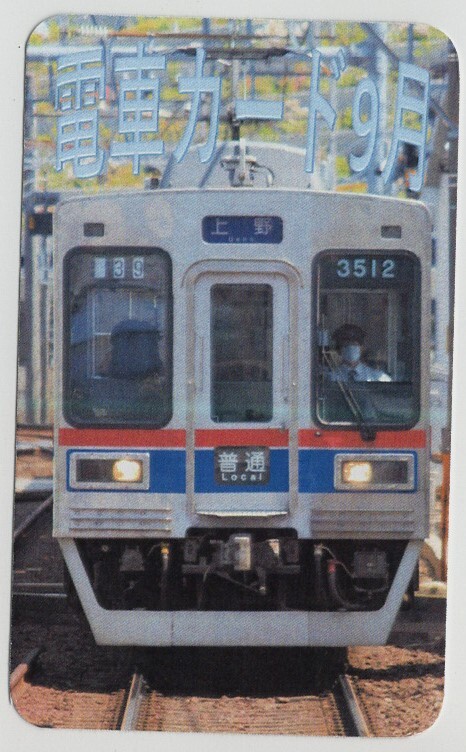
(298, 429, 427, 449)
(195, 429, 289, 447)
(58, 428, 186, 447)
(58, 427, 426, 450)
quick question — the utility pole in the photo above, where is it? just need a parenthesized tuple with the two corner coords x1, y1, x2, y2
(22, 75, 36, 424)
(367, 22, 388, 195)
(439, 40, 458, 581)
(443, 39, 458, 454)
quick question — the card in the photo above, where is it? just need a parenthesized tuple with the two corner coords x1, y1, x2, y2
(4, 6, 462, 748)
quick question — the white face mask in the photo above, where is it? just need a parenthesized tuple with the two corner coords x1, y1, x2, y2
(341, 344, 361, 364)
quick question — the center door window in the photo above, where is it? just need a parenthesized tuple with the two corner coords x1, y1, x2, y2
(211, 284, 273, 422)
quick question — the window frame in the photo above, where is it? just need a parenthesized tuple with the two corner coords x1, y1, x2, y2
(312, 248, 422, 431)
(63, 246, 173, 428)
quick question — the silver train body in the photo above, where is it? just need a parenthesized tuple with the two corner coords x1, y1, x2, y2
(53, 173, 431, 646)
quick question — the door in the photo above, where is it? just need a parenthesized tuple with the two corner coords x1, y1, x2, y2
(187, 265, 296, 517)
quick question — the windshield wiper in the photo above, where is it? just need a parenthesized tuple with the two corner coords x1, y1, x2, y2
(321, 350, 377, 441)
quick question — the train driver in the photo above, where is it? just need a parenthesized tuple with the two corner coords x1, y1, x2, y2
(328, 323, 392, 383)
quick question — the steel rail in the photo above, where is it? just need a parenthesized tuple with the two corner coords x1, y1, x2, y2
(120, 672, 146, 731)
(13, 494, 53, 544)
(10, 646, 43, 694)
(338, 674, 371, 737)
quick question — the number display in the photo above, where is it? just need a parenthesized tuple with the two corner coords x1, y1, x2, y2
(93, 256, 145, 280)
(319, 253, 415, 290)
(336, 257, 396, 279)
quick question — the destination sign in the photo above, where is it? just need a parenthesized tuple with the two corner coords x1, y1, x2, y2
(202, 215, 283, 244)
(214, 446, 270, 485)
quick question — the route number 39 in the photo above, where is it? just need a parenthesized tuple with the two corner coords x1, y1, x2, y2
(336, 257, 395, 279)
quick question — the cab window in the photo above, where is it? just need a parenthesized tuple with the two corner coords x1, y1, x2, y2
(314, 251, 421, 428)
(64, 248, 172, 426)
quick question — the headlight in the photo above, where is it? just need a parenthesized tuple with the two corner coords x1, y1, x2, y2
(335, 453, 415, 491)
(112, 458, 143, 483)
(342, 461, 373, 484)
(71, 452, 149, 490)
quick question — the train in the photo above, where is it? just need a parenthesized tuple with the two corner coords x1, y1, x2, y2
(53, 141, 431, 646)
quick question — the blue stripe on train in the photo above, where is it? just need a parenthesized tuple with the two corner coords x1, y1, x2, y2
(298, 449, 418, 492)
(67, 448, 417, 494)
(151, 450, 186, 493)
(66, 449, 186, 493)
(194, 449, 289, 493)
(298, 449, 335, 493)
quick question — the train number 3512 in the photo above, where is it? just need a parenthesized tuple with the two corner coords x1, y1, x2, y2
(336, 258, 396, 279)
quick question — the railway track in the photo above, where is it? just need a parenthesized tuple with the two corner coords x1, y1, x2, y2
(13, 428, 58, 606)
(10, 645, 371, 735)
(12, 493, 67, 611)
(13, 494, 53, 545)
(10, 647, 43, 705)
(10, 645, 132, 729)
(117, 667, 372, 735)
(337, 673, 371, 736)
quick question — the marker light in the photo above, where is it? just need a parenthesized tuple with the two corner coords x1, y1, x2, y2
(342, 461, 373, 484)
(112, 459, 143, 483)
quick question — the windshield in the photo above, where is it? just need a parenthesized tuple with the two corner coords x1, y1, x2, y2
(64, 248, 172, 426)
(314, 251, 420, 428)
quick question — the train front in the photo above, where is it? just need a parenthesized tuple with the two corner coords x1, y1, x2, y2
(53, 185, 430, 646)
